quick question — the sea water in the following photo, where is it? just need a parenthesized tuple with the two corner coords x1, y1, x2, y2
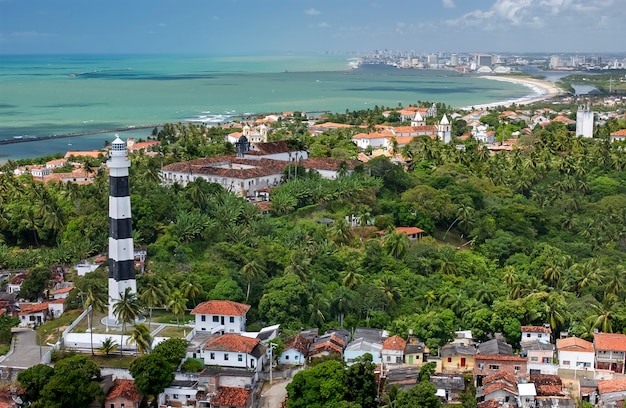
(0, 54, 529, 161)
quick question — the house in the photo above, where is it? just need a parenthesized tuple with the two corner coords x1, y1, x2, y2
(352, 327, 387, 343)
(478, 338, 513, 356)
(579, 378, 598, 404)
(210, 386, 252, 408)
(386, 366, 419, 390)
(6, 273, 27, 295)
(521, 340, 556, 375)
(298, 157, 360, 180)
(440, 343, 476, 373)
(158, 380, 198, 408)
(594, 332, 626, 374)
(382, 335, 406, 368)
(50, 285, 74, 300)
(474, 355, 527, 384)
(556, 336, 594, 372)
(344, 338, 382, 365)
(598, 378, 626, 407)
(197, 366, 256, 395)
(518, 383, 537, 408)
(610, 129, 626, 142)
(520, 326, 552, 343)
(404, 336, 426, 366)
(191, 300, 250, 334)
(105, 379, 142, 408)
(308, 333, 347, 360)
(530, 374, 563, 398)
(376, 227, 425, 242)
(279, 334, 311, 366)
(477, 372, 519, 406)
(201, 334, 265, 372)
(18, 302, 49, 327)
(430, 374, 465, 402)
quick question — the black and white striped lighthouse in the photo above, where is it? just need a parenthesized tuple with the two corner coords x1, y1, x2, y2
(106, 135, 136, 322)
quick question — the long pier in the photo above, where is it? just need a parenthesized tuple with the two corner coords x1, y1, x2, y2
(0, 124, 162, 146)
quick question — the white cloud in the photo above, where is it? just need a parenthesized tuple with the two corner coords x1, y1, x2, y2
(442, 0, 455, 8)
(305, 8, 320, 15)
(318, 22, 329, 28)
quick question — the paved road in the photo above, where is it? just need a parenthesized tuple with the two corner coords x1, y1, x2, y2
(258, 379, 289, 408)
(0, 328, 52, 369)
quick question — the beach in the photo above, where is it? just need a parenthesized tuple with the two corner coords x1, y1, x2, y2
(474, 75, 565, 108)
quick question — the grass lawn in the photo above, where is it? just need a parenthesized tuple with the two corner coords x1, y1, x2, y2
(36, 309, 84, 345)
(155, 325, 189, 338)
(89, 353, 137, 368)
(150, 309, 194, 325)
(0, 344, 10, 356)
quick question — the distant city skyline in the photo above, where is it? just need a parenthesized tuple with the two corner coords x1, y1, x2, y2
(0, 0, 624, 55)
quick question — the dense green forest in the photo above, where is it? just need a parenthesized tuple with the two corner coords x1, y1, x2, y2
(1, 111, 626, 355)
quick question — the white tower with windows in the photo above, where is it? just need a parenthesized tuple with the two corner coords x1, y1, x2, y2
(437, 114, 452, 144)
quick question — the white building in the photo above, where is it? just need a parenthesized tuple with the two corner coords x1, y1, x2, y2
(201, 334, 266, 372)
(191, 300, 250, 334)
(521, 326, 552, 343)
(576, 103, 594, 138)
(556, 337, 595, 371)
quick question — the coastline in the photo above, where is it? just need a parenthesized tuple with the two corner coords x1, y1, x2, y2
(471, 75, 565, 109)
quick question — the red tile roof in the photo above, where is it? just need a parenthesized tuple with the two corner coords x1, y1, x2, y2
(521, 326, 552, 334)
(478, 400, 503, 408)
(211, 386, 251, 407)
(203, 334, 260, 353)
(594, 333, 626, 352)
(598, 378, 626, 394)
(284, 334, 311, 356)
(18, 302, 50, 316)
(51, 286, 74, 295)
(557, 337, 594, 353)
(106, 379, 142, 403)
(475, 354, 527, 362)
(482, 372, 518, 386)
(482, 381, 518, 396)
(191, 300, 250, 316)
(383, 335, 407, 351)
(611, 129, 626, 136)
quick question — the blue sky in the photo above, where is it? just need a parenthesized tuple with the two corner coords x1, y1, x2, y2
(0, 0, 623, 54)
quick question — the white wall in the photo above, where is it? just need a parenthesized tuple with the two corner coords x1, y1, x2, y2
(559, 350, 595, 370)
(202, 349, 258, 371)
(194, 314, 245, 334)
(279, 349, 305, 366)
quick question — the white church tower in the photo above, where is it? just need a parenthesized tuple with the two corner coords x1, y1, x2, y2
(106, 135, 136, 322)
(576, 102, 594, 138)
(437, 114, 452, 144)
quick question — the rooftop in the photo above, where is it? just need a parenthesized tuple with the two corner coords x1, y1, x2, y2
(191, 300, 251, 316)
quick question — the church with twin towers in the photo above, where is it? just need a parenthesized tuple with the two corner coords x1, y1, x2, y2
(106, 135, 137, 324)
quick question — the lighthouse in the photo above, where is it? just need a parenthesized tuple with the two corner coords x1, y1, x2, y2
(106, 135, 136, 323)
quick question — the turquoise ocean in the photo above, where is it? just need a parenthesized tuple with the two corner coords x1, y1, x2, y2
(0, 54, 531, 162)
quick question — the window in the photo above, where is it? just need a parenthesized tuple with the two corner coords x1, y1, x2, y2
(514, 365, 521, 371)
(563, 360, 570, 366)
(526, 333, 531, 337)
(538, 334, 542, 338)
(201, 315, 206, 322)
(224, 353, 229, 361)
(478, 363, 484, 370)
(238, 354, 243, 362)
(285, 355, 290, 360)
(213, 316, 219, 322)
(210, 352, 215, 360)
(387, 356, 391, 362)
(531, 356, 538, 362)
(447, 357, 452, 363)
(488, 364, 500, 370)
(230, 316, 235, 323)
(396, 357, 402, 363)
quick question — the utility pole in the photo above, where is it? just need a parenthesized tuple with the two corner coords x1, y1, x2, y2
(268, 343, 277, 384)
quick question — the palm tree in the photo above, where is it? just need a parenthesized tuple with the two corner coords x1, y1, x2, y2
(167, 289, 187, 328)
(84, 284, 107, 356)
(590, 295, 619, 333)
(181, 275, 202, 307)
(377, 276, 402, 307)
(127, 323, 153, 354)
(382, 230, 410, 259)
(140, 280, 167, 329)
(331, 286, 353, 328)
(308, 294, 330, 327)
(99, 337, 119, 356)
(239, 258, 265, 303)
(113, 287, 143, 356)
(284, 251, 311, 282)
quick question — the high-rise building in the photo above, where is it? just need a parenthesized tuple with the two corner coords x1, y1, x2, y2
(106, 135, 136, 322)
(450, 53, 459, 67)
(478, 54, 492, 67)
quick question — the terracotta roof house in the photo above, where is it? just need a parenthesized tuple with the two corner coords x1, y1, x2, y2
(521, 326, 552, 343)
(17, 302, 50, 327)
(598, 378, 626, 407)
(557, 337, 594, 372)
(610, 128, 626, 142)
(477, 372, 519, 406)
(382, 335, 407, 368)
(191, 300, 250, 334)
(376, 227, 425, 242)
(202, 333, 266, 372)
(309, 333, 346, 360)
(161, 156, 287, 197)
(594, 332, 626, 374)
(211, 386, 252, 408)
(440, 343, 476, 374)
(279, 334, 311, 366)
(299, 157, 360, 180)
(475, 354, 527, 383)
(105, 379, 142, 408)
(530, 374, 563, 396)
